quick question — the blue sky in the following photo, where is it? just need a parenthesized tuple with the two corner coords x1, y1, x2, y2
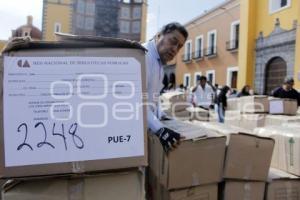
(0, 0, 225, 40)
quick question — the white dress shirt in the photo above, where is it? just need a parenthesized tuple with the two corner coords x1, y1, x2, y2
(143, 40, 165, 133)
(193, 84, 214, 109)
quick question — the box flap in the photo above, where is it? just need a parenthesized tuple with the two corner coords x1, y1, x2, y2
(162, 120, 223, 140)
(268, 168, 300, 182)
(2, 34, 146, 53)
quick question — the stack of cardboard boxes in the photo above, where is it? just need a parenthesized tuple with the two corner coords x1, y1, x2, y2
(192, 121, 274, 200)
(0, 36, 148, 199)
(148, 120, 226, 200)
(225, 96, 300, 130)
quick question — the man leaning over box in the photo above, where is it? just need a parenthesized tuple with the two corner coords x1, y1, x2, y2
(143, 22, 188, 153)
(272, 77, 300, 106)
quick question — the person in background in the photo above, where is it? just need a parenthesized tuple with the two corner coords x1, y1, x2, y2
(237, 85, 251, 97)
(192, 76, 215, 110)
(215, 85, 231, 123)
(143, 22, 188, 152)
(272, 77, 300, 106)
(176, 83, 186, 92)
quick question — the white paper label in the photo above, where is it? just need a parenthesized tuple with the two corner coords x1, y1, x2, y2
(269, 100, 284, 114)
(3, 56, 145, 167)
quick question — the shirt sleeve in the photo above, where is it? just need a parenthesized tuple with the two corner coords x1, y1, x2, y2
(147, 106, 164, 133)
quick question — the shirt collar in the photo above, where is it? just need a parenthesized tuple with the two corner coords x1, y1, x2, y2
(148, 40, 161, 62)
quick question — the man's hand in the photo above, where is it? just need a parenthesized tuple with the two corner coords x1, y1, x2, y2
(156, 127, 181, 153)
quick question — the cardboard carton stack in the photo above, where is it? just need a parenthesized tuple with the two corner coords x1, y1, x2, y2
(160, 92, 191, 120)
(0, 35, 148, 199)
(148, 120, 226, 200)
(265, 168, 300, 200)
(254, 126, 300, 176)
(264, 98, 300, 126)
(238, 95, 269, 131)
(191, 122, 274, 200)
(224, 98, 241, 127)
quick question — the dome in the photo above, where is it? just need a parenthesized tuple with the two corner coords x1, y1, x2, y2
(12, 16, 42, 40)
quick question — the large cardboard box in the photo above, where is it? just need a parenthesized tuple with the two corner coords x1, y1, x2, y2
(186, 107, 209, 121)
(254, 126, 300, 176)
(191, 121, 274, 181)
(160, 184, 218, 200)
(224, 110, 241, 127)
(240, 113, 266, 131)
(0, 36, 147, 177)
(223, 133, 274, 181)
(240, 95, 269, 113)
(266, 168, 300, 200)
(269, 98, 298, 115)
(265, 114, 300, 126)
(222, 181, 265, 200)
(149, 120, 226, 190)
(226, 98, 240, 111)
(2, 169, 145, 200)
(160, 91, 189, 113)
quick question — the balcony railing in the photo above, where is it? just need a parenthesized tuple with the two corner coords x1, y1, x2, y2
(226, 40, 239, 51)
(182, 54, 192, 63)
(192, 50, 203, 60)
(204, 46, 217, 57)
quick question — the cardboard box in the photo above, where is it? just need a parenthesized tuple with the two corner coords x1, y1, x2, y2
(2, 169, 145, 200)
(265, 114, 300, 126)
(266, 168, 300, 200)
(191, 121, 274, 181)
(269, 98, 298, 116)
(0, 36, 147, 177)
(254, 126, 300, 176)
(186, 107, 209, 121)
(160, 91, 189, 113)
(240, 95, 269, 113)
(222, 181, 265, 200)
(223, 133, 274, 181)
(161, 184, 218, 200)
(149, 120, 226, 190)
(240, 114, 266, 131)
(224, 110, 241, 127)
(227, 98, 240, 111)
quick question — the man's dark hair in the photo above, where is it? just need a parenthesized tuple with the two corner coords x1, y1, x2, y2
(160, 22, 188, 40)
(199, 75, 207, 82)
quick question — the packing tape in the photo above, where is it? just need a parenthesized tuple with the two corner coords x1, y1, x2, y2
(68, 178, 84, 200)
(72, 162, 85, 173)
(243, 183, 251, 200)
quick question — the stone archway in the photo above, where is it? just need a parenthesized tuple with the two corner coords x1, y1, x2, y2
(264, 57, 287, 95)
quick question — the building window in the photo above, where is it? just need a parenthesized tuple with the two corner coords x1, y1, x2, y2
(227, 20, 240, 50)
(269, 0, 291, 14)
(76, 15, 84, 28)
(206, 70, 215, 85)
(85, 2, 95, 15)
(132, 7, 141, 19)
(121, 7, 130, 19)
(85, 17, 94, 30)
(77, 0, 85, 14)
(120, 21, 130, 33)
(227, 67, 238, 89)
(194, 35, 203, 59)
(54, 22, 62, 33)
(184, 73, 191, 88)
(132, 21, 140, 33)
(134, 0, 143, 2)
(183, 40, 192, 62)
(194, 72, 202, 86)
(206, 30, 217, 56)
(123, 0, 131, 3)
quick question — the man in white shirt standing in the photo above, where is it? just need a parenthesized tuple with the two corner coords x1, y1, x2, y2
(192, 76, 214, 110)
(143, 22, 188, 152)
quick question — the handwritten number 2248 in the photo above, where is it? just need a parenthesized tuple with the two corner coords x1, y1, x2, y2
(17, 122, 84, 151)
